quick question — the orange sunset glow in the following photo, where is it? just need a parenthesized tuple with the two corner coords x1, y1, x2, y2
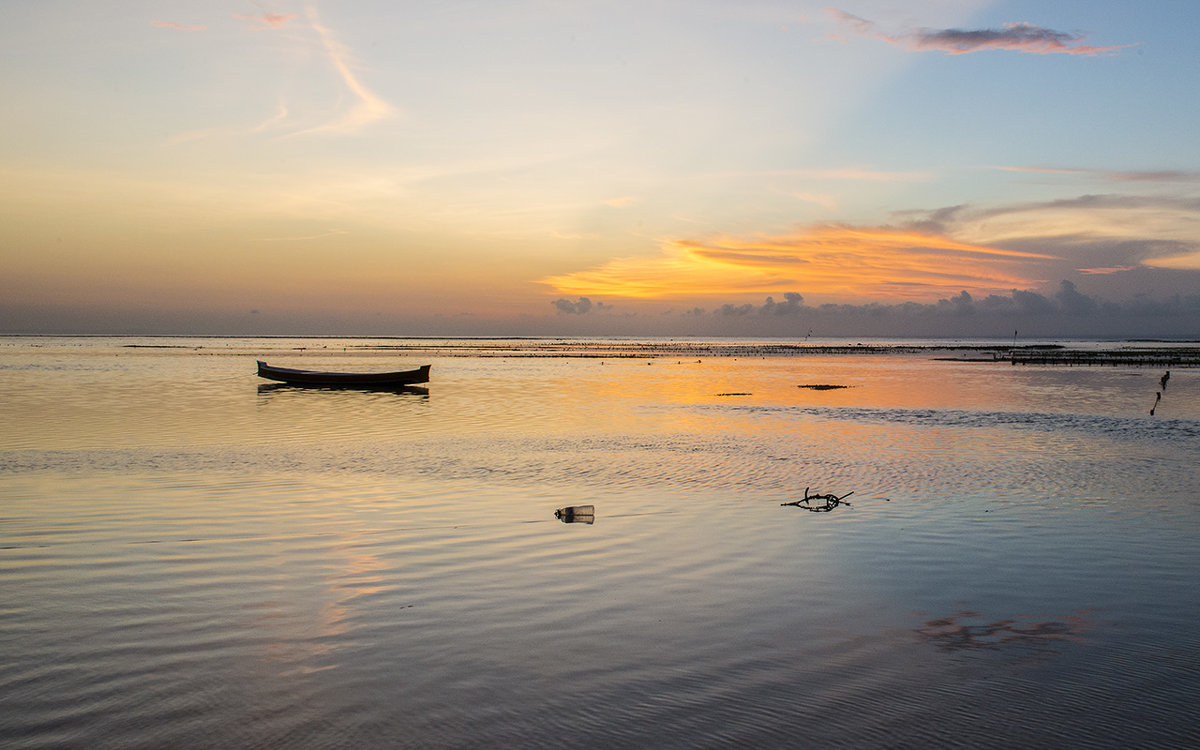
(542, 225, 1056, 302)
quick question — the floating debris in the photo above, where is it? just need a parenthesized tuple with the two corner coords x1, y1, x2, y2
(716, 392, 753, 397)
(781, 488, 854, 512)
(555, 505, 595, 524)
(797, 384, 849, 390)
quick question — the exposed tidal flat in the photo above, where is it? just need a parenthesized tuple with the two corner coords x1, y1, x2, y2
(2, 337, 1199, 748)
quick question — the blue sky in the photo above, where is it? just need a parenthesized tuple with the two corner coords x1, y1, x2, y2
(2, 0, 1198, 335)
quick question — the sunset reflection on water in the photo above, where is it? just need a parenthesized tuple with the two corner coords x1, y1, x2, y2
(2, 337, 1199, 748)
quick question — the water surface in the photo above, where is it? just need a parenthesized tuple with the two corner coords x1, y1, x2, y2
(2, 337, 1199, 748)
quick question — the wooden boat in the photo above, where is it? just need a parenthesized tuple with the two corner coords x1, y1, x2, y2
(256, 361, 430, 387)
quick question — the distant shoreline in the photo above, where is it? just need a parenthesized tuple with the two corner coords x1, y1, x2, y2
(3, 333, 1199, 344)
(6, 334, 1198, 366)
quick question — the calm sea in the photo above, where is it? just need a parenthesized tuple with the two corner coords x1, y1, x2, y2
(2, 336, 1199, 748)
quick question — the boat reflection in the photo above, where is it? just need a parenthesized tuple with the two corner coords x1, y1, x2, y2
(257, 383, 429, 396)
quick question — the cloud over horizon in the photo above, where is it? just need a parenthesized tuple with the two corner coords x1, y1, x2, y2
(540, 189, 1200, 316)
(541, 224, 1057, 303)
(529, 280, 1200, 338)
(552, 297, 612, 315)
(705, 281, 1125, 320)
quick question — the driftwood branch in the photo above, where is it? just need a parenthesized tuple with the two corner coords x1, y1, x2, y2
(781, 487, 854, 512)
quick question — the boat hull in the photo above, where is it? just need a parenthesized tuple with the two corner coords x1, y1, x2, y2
(256, 361, 430, 387)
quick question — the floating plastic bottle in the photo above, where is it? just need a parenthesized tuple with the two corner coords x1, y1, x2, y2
(554, 505, 595, 524)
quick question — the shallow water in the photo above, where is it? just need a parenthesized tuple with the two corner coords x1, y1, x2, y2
(2, 337, 1199, 748)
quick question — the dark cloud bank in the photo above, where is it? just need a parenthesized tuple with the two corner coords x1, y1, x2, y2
(551, 283, 1200, 339)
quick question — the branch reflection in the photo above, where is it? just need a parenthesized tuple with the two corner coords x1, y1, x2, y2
(915, 609, 1093, 654)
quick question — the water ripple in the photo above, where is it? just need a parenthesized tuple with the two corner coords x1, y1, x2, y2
(5, 338, 1200, 748)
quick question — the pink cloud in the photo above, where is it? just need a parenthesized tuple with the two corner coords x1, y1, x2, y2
(829, 10, 1134, 56)
(152, 21, 206, 32)
(234, 13, 298, 30)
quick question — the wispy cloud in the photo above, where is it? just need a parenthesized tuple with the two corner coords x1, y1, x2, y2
(252, 99, 290, 133)
(165, 128, 223, 145)
(795, 192, 838, 210)
(604, 196, 638, 208)
(993, 166, 1080, 176)
(292, 6, 398, 136)
(234, 13, 297, 30)
(997, 165, 1200, 183)
(152, 21, 206, 32)
(166, 105, 290, 143)
(804, 167, 930, 182)
(252, 229, 348, 242)
(541, 225, 1054, 302)
(829, 10, 1134, 56)
(905, 195, 1200, 277)
(731, 167, 931, 183)
(1104, 171, 1200, 183)
(1143, 252, 1200, 271)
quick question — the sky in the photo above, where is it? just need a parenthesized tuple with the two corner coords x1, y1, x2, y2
(2, 0, 1200, 337)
